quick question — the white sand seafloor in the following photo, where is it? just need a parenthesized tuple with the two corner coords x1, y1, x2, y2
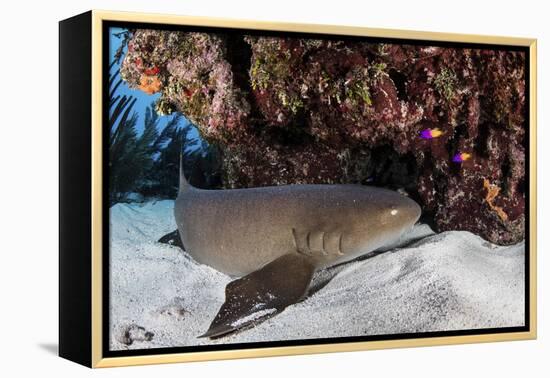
(109, 200, 525, 351)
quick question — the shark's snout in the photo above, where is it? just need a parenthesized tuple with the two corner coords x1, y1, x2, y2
(399, 196, 422, 225)
(378, 194, 421, 232)
(336, 189, 422, 264)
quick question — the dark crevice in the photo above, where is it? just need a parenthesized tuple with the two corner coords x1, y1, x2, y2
(474, 122, 491, 158)
(517, 177, 525, 195)
(446, 123, 469, 176)
(261, 121, 313, 147)
(388, 68, 408, 101)
(365, 145, 419, 192)
(418, 150, 445, 230)
(224, 33, 253, 94)
(501, 154, 511, 195)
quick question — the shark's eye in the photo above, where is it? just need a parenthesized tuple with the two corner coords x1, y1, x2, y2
(390, 209, 398, 216)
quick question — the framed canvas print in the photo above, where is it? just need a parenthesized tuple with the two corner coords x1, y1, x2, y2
(59, 10, 537, 368)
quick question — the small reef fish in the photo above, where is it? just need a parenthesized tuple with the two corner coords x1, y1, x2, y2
(453, 152, 472, 163)
(420, 128, 443, 139)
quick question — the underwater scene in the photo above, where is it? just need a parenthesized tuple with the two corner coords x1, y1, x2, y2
(107, 26, 527, 350)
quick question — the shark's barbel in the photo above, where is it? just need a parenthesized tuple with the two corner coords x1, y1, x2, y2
(174, 165, 421, 338)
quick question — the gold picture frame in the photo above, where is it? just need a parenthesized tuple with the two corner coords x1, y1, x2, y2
(59, 9, 537, 368)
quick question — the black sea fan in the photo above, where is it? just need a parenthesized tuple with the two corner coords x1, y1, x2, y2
(108, 62, 157, 205)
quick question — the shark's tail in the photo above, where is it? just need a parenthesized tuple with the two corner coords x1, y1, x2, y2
(179, 152, 191, 193)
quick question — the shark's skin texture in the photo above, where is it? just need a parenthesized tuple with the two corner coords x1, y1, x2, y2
(176, 183, 420, 276)
(174, 169, 421, 338)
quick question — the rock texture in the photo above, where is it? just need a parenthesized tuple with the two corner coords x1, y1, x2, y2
(120, 29, 526, 244)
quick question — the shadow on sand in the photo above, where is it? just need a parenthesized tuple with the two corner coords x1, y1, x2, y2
(38, 343, 58, 356)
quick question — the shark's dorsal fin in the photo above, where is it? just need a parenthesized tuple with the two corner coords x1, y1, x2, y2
(179, 152, 193, 193)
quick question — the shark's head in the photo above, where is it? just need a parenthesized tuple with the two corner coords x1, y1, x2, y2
(373, 190, 421, 233)
(338, 187, 421, 261)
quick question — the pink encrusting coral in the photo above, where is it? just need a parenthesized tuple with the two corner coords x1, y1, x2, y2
(120, 30, 250, 143)
(120, 30, 526, 245)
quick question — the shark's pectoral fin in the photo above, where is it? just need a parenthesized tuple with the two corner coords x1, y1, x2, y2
(199, 254, 315, 338)
(158, 229, 185, 251)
